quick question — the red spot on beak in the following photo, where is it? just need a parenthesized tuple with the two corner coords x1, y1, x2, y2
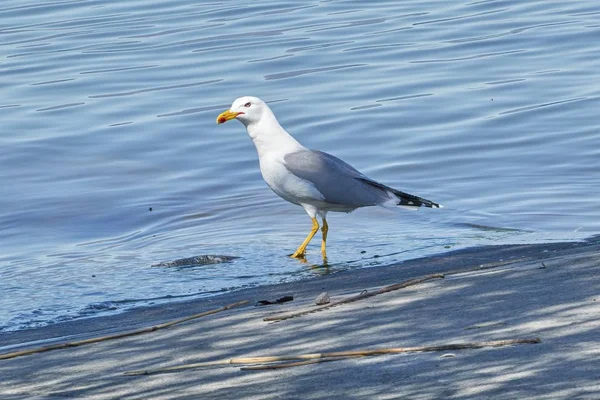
(216, 110, 244, 124)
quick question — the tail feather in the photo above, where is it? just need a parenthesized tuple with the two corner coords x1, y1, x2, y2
(358, 178, 441, 209)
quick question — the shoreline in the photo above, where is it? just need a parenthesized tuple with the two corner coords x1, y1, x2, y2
(0, 237, 596, 351)
(1, 236, 599, 399)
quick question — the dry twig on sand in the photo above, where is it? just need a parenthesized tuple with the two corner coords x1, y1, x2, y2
(0, 300, 249, 361)
(444, 258, 533, 276)
(263, 274, 445, 322)
(240, 356, 355, 370)
(124, 337, 541, 375)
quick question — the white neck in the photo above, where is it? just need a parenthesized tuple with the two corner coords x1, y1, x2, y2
(243, 110, 304, 158)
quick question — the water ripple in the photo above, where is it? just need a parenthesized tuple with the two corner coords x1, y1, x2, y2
(157, 104, 230, 118)
(410, 49, 526, 64)
(89, 79, 223, 98)
(306, 17, 387, 33)
(343, 42, 415, 52)
(413, 8, 509, 26)
(36, 102, 85, 112)
(286, 40, 354, 53)
(80, 65, 159, 75)
(31, 78, 76, 86)
(498, 97, 588, 116)
(378, 94, 434, 103)
(247, 54, 293, 63)
(264, 64, 366, 80)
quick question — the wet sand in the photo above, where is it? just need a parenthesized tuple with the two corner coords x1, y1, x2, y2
(1, 237, 599, 399)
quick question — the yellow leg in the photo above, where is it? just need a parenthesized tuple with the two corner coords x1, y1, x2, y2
(291, 217, 319, 258)
(321, 218, 328, 259)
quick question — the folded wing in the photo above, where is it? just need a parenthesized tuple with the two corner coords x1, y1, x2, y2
(283, 149, 440, 209)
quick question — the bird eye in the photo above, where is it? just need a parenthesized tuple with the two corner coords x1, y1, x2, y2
(244, 102, 251, 107)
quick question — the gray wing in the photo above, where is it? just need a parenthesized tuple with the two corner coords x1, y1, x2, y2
(283, 149, 391, 207)
(283, 149, 441, 209)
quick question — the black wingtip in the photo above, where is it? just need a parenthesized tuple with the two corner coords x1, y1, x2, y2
(396, 194, 441, 209)
(357, 177, 441, 209)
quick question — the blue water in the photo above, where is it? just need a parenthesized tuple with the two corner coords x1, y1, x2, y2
(1, 0, 599, 332)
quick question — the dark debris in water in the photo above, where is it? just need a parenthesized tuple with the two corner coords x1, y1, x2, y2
(151, 255, 238, 268)
(83, 302, 118, 312)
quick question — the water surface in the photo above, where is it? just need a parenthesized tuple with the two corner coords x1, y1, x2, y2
(1, 0, 599, 331)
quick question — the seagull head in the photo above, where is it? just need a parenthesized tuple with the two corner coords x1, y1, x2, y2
(216, 96, 269, 127)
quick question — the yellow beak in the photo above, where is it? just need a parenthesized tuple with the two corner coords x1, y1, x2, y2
(216, 109, 243, 124)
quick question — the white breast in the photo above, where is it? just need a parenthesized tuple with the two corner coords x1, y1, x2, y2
(259, 154, 324, 206)
(244, 111, 324, 207)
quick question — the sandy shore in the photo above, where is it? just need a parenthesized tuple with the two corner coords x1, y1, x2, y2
(1, 237, 599, 399)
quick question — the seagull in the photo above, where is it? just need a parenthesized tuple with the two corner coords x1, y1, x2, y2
(216, 96, 441, 259)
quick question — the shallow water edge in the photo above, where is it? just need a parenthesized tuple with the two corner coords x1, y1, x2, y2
(2, 235, 597, 352)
